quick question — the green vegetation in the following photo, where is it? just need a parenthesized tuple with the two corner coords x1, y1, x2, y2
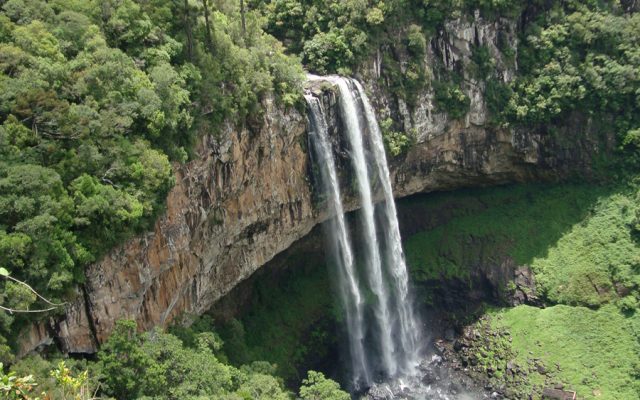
(495, 2, 640, 168)
(404, 184, 609, 284)
(0, 0, 303, 363)
(402, 181, 640, 398)
(3, 1, 640, 398)
(216, 251, 337, 382)
(484, 305, 640, 400)
(299, 370, 350, 400)
(380, 117, 415, 157)
(5, 319, 348, 400)
(532, 193, 640, 308)
(433, 80, 470, 120)
(259, 0, 526, 76)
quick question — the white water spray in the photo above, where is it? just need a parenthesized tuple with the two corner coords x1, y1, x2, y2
(332, 77, 397, 377)
(304, 94, 371, 388)
(352, 80, 422, 373)
(306, 75, 423, 388)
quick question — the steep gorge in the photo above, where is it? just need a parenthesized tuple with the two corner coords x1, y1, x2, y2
(19, 16, 607, 357)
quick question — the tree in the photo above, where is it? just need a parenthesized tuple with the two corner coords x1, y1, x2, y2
(0, 267, 66, 314)
(98, 320, 161, 400)
(0, 362, 39, 400)
(201, 0, 214, 54)
(240, 0, 246, 37)
(299, 371, 350, 400)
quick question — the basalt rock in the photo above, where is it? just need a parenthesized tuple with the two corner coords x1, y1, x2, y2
(19, 16, 609, 356)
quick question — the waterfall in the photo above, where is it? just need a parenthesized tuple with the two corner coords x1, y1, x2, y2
(331, 78, 397, 377)
(352, 80, 422, 372)
(304, 94, 372, 389)
(305, 75, 422, 389)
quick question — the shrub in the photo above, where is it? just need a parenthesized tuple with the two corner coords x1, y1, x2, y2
(434, 81, 470, 120)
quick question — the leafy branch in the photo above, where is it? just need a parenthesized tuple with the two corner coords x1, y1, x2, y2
(0, 268, 66, 314)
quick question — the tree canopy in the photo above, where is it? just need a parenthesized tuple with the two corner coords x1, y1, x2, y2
(0, 0, 303, 362)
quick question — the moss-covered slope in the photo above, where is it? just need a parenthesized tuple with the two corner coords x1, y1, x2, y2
(402, 183, 640, 399)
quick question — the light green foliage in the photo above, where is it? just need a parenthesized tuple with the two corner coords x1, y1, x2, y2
(0, 362, 39, 400)
(98, 319, 295, 400)
(406, 24, 427, 57)
(11, 355, 103, 399)
(380, 117, 414, 157)
(234, 373, 290, 400)
(403, 184, 610, 285)
(299, 370, 350, 400)
(404, 182, 640, 398)
(487, 305, 640, 400)
(433, 80, 470, 120)
(404, 184, 640, 311)
(532, 192, 640, 307)
(50, 361, 93, 400)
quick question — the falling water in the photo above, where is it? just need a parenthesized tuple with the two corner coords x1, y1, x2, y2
(332, 77, 398, 377)
(306, 75, 423, 389)
(352, 80, 422, 372)
(304, 94, 371, 388)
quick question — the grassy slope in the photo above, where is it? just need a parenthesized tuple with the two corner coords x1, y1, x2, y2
(401, 183, 640, 399)
(489, 305, 639, 400)
(531, 192, 640, 308)
(403, 184, 608, 283)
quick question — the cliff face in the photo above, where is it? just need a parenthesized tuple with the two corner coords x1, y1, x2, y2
(19, 17, 607, 355)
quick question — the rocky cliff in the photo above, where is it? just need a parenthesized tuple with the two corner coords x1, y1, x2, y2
(19, 16, 607, 356)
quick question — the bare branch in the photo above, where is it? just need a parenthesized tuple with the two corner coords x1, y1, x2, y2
(1, 274, 66, 315)
(0, 304, 60, 314)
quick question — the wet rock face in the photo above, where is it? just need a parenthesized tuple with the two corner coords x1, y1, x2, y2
(20, 21, 606, 356)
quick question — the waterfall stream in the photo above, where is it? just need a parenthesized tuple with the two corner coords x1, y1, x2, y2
(333, 77, 398, 378)
(352, 80, 422, 372)
(305, 76, 423, 391)
(305, 93, 372, 388)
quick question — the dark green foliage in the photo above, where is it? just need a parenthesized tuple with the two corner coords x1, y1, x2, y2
(257, 0, 527, 75)
(98, 319, 291, 400)
(217, 253, 337, 382)
(303, 29, 358, 75)
(98, 320, 165, 399)
(9, 318, 353, 399)
(484, 78, 512, 120)
(469, 45, 494, 79)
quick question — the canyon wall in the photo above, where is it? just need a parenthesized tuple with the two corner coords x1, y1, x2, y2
(19, 16, 608, 355)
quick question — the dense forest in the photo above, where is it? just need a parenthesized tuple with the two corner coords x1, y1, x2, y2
(1, 0, 640, 399)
